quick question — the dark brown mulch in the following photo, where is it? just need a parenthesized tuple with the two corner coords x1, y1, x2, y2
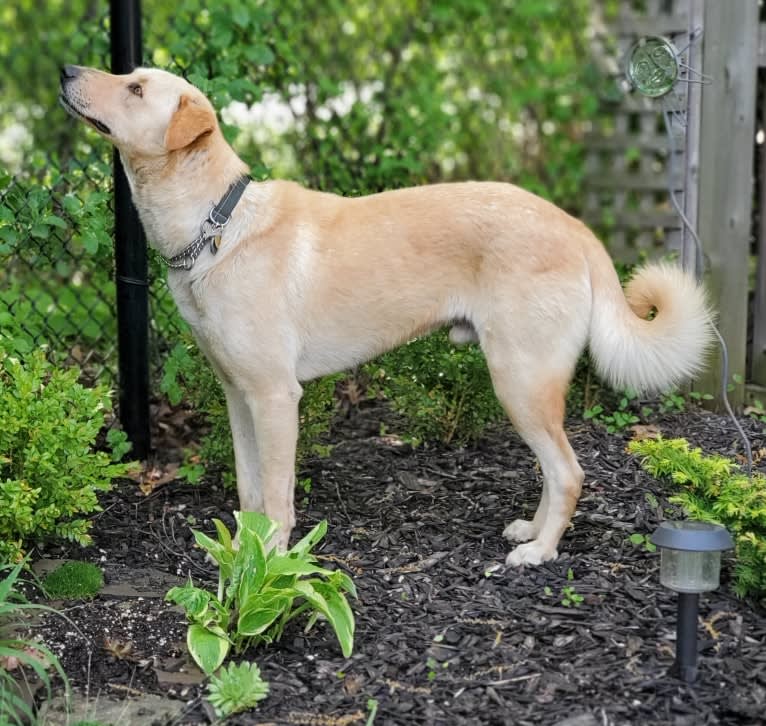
(34, 405, 766, 725)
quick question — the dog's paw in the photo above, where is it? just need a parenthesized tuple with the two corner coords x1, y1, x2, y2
(272, 528, 291, 553)
(505, 541, 558, 567)
(503, 519, 538, 543)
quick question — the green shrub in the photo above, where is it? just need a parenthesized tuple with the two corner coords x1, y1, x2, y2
(629, 437, 766, 599)
(42, 561, 103, 600)
(0, 342, 132, 563)
(365, 330, 503, 445)
(161, 341, 339, 485)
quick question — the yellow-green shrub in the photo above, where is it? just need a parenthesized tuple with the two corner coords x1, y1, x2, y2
(629, 437, 766, 600)
(0, 344, 131, 562)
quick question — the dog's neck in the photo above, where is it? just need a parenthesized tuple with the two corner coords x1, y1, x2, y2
(120, 130, 250, 259)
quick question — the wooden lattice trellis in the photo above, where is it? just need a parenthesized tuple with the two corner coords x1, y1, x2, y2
(584, 0, 703, 272)
(584, 0, 762, 407)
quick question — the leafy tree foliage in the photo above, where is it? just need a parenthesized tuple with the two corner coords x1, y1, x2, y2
(4, 0, 603, 207)
(2, 2, 611, 457)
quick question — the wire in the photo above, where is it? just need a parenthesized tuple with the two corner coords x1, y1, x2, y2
(661, 105, 753, 475)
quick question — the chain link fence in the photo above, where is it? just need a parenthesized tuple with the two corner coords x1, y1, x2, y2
(2, 0, 610, 424)
(1, 4, 188, 390)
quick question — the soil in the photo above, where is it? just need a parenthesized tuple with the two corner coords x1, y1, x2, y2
(26, 404, 766, 725)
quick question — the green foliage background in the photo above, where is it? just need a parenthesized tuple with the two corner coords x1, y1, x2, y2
(1, 1, 611, 472)
(4, 0, 603, 201)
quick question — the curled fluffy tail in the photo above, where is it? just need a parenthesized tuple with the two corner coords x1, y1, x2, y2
(587, 246, 714, 394)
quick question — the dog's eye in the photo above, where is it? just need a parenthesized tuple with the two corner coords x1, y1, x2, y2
(128, 83, 143, 98)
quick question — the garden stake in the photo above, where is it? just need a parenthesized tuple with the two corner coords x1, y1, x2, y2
(675, 592, 699, 682)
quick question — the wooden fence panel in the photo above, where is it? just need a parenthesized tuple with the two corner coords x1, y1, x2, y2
(695, 0, 759, 408)
(584, 0, 694, 264)
(586, 0, 761, 409)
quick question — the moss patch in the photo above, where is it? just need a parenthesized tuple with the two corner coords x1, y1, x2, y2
(42, 561, 103, 600)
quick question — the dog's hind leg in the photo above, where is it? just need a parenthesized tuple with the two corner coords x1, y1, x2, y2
(482, 335, 584, 566)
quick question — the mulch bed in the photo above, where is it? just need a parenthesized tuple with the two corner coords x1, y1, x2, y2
(31, 404, 766, 725)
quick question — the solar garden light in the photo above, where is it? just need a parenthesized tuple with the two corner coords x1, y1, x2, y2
(650, 521, 734, 683)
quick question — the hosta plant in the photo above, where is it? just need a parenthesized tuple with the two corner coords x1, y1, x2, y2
(165, 512, 356, 675)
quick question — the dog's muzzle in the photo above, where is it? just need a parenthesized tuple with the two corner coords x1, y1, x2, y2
(59, 66, 113, 136)
(60, 65, 83, 83)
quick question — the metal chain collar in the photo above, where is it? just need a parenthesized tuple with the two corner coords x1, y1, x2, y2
(160, 174, 250, 271)
(161, 212, 229, 270)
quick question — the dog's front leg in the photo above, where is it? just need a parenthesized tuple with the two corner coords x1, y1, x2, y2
(223, 383, 263, 512)
(245, 380, 302, 551)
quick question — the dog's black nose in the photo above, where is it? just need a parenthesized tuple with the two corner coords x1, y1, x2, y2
(60, 65, 82, 83)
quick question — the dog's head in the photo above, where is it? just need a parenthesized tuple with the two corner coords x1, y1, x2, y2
(59, 65, 218, 157)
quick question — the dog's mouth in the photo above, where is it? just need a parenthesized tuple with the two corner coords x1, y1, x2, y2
(59, 93, 112, 136)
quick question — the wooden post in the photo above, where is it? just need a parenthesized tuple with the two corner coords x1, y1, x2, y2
(695, 0, 758, 409)
(752, 76, 766, 385)
(682, 0, 704, 278)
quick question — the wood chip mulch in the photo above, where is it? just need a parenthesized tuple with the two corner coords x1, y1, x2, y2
(35, 405, 766, 725)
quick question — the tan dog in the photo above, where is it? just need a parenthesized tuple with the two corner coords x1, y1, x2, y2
(60, 65, 713, 566)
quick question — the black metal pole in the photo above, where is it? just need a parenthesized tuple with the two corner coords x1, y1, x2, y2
(674, 592, 699, 683)
(110, 0, 150, 459)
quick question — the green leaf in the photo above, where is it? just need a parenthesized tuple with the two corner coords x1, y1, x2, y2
(0, 562, 24, 604)
(42, 214, 67, 229)
(238, 592, 292, 636)
(234, 524, 268, 605)
(232, 5, 250, 27)
(187, 623, 230, 675)
(248, 45, 276, 66)
(267, 554, 331, 578)
(288, 520, 328, 559)
(236, 511, 279, 547)
(329, 570, 358, 599)
(194, 529, 233, 577)
(213, 518, 233, 551)
(82, 231, 100, 254)
(294, 580, 355, 657)
(0, 227, 18, 246)
(165, 582, 215, 620)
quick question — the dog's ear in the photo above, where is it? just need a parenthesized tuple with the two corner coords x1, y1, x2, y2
(164, 95, 215, 151)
